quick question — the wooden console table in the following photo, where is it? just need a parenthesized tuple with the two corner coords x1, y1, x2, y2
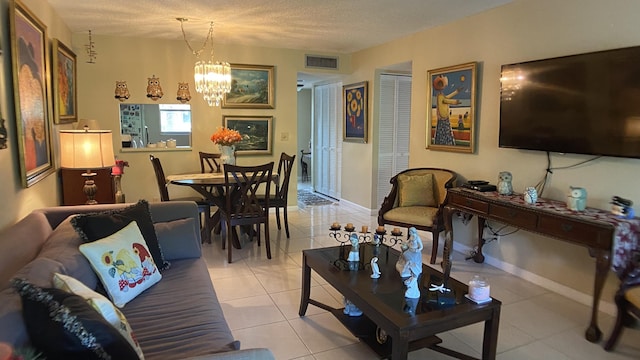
(442, 187, 640, 343)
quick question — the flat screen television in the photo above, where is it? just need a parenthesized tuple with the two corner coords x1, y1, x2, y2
(499, 45, 640, 159)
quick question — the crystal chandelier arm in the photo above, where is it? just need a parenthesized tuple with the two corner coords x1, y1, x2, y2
(178, 19, 214, 58)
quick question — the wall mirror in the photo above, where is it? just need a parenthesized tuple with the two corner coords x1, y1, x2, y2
(119, 104, 191, 149)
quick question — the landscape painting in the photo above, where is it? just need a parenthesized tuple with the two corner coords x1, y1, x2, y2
(223, 115, 273, 155)
(222, 64, 275, 109)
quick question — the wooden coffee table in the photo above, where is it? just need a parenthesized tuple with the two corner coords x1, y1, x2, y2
(298, 244, 501, 359)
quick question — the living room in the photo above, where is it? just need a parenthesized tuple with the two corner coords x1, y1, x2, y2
(1, 0, 640, 357)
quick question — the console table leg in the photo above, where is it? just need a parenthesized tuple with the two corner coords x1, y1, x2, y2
(474, 217, 487, 263)
(442, 205, 455, 283)
(585, 248, 610, 342)
(298, 254, 311, 316)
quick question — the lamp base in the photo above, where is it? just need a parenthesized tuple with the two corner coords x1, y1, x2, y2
(82, 171, 98, 205)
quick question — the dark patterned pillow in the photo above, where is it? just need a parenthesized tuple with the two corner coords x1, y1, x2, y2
(71, 200, 170, 271)
(11, 278, 140, 360)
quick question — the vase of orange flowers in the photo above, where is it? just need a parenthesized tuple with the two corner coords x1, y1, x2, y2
(210, 127, 243, 165)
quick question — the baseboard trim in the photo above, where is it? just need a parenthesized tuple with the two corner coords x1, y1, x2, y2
(452, 242, 616, 316)
(339, 198, 377, 216)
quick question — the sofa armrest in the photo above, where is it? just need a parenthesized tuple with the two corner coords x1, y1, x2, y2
(182, 348, 275, 360)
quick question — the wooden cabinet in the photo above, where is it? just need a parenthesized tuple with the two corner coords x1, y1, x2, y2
(60, 168, 115, 205)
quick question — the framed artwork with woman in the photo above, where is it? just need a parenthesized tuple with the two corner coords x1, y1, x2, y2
(9, 0, 55, 187)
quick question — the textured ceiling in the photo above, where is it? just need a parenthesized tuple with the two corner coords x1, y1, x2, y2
(47, 0, 512, 54)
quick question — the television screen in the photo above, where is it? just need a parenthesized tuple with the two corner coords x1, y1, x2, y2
(499, 45, 640, 159)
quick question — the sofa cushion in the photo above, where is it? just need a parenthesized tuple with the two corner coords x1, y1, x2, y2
(398, 173, 436, 207)
(154, 218, 201, 260)
(79, 221, 162, 308)
(383, 206, 439, 227)
(53, 273, 145, 359)
(12, 278, 140, 360)
(38, 215, 98, 290)
(0, 258, 65, 347)
(121, 258, 239, 359)
(72, 200, 170, 271)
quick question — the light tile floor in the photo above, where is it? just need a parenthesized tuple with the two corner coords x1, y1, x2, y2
(202, 194, 640, 359)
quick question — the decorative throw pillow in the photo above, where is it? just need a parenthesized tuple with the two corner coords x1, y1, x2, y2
(11, 278, 140, 360)
(53, 273, 145, 359)
(398, 173, 437, 207)
(154, 218, 200, 260)
(72, 200, 170, 271)
(79, 221, 162, 308)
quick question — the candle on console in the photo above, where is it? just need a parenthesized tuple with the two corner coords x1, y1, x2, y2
(346, 223, 354, 229)
(362, 225, 368, 233)
(377, 226, 385, 233)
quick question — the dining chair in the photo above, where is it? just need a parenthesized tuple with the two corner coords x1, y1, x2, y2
(220, 162, 274, 263)
(259, 152, 296, 238)
(199, 151, 222, 173)
(149, 154, 213, 243)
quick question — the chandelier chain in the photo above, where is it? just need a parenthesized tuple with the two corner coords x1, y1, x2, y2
(179, 19, 215, 58)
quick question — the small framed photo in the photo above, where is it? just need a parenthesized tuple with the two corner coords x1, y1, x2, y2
(52, 39, 77, 124)
(223, 115, 273, 155)
(343, 81, 368, 143)
(222, 64, 275, 109)
(427, 62, 477, 153)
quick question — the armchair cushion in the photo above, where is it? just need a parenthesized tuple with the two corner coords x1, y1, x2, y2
(627, 286, 640, 306)
(398, 173, 436, 207)
(382, 206, 439, 227)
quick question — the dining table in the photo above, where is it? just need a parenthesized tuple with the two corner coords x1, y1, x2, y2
(166, 171, 279, 248)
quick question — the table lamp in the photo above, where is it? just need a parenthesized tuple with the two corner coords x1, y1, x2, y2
(60, 129, 115, 204)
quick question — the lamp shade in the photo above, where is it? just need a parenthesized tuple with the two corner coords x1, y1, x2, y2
(60, 130, 115, 170)
(75, 118, 101, 130)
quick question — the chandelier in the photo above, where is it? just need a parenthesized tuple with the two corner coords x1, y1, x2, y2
(178, 18, 231, 107)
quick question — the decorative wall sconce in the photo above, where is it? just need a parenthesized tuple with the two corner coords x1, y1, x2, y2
(146, 75, 163, 101)
(85, 30, 97, 64)
(114, 81, 130, 101)
(176, 82, 192, 103)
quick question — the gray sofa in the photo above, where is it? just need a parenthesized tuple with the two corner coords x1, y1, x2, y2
(0, 201, 274, 360)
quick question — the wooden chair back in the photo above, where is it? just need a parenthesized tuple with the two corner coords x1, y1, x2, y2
(275, 152, 296, 201)
(222, 162, 274, 263)
(149, 154, 170, 201)
(199, 152, 222, 173)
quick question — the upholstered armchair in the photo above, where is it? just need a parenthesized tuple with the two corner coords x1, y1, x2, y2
(604, 260, 640, 351)
(378, 168, 457, 264)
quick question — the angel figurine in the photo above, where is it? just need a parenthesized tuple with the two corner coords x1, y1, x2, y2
(370, 257, 381, 279)
(398, 227, 423, 277)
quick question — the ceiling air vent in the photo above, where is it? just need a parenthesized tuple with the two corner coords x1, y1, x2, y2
(305, 55, 338, 70)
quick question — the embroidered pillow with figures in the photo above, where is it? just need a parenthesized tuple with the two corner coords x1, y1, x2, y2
(79, 221, 161, 308)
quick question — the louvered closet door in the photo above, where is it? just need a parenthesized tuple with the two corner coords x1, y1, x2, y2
(313, 82, 342, 199)
(376, 74, 411, 208)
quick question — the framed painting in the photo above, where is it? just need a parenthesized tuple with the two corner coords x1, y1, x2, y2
(427, 62, 477, 153)
(222, 64, 275, 109)
(343, 81, 368, 143)
(10, 0, 55, 187)
(52, 39, 77, 124)
(223, 115, 273, 155)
